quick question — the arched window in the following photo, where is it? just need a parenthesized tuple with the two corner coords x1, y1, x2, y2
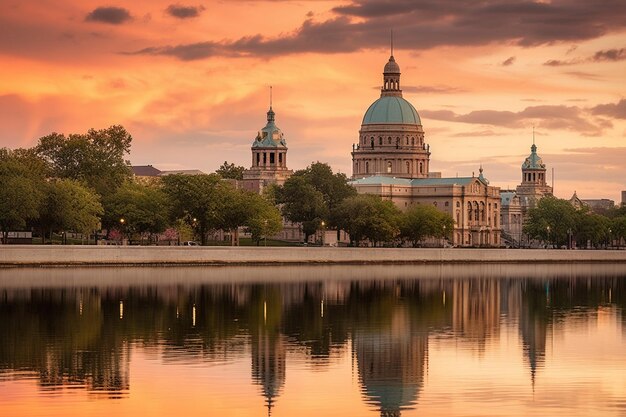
(456, 201, 461, 208)
(445, 201, 449, 207)
(387, 161, 392, 173)
(419, 162, 423, 174)
(365, 161, 369, 173)
(411, 137, 415, 146)
(388, 137, 392, 145)
(480, 202, 485, 221)
(467, 202, 472, 220)
(433, 201, 438, 207)
(474, 201, 479, 221)
(406, 161, 410, 173)
(371, 138, 375, 149)
(379, 137, 383, 146)
(456, 211, 460, 224)
(406, 137, 409, 145)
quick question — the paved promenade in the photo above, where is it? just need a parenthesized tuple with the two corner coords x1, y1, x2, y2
(1, 245, 626, 266)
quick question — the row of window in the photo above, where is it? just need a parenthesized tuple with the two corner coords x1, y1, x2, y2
(357, 159, 426, 174)
(524, 172, 544, 182)
(361, 136, 422, 147)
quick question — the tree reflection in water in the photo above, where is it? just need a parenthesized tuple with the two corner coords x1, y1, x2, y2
(0, 271, 624, 415)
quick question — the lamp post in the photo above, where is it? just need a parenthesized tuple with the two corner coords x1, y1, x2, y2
(321, 221, 326, 246)
(120, 218, 125, 245)
(546, 225, 551, 249)
(442, 224, 447, 248)
(608, 227, 612, 249)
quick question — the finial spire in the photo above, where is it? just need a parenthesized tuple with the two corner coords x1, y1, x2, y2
(266, 86, 275, 123)
(532, 125, 535, 145)
(390, 29, 394, 56)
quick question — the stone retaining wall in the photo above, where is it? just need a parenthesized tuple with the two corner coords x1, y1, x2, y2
(1, 245, 625, 266)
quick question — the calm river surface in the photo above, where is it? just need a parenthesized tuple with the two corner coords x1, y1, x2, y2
(0, 264, 625, 417)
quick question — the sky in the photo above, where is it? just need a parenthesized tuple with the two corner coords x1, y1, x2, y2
(0, 0, 625, 201)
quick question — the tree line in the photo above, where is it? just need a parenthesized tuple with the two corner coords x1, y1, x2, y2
(524, 196, 626, 248)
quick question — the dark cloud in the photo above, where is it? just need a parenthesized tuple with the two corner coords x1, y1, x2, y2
(591, 99, 626, 119)
(592, 48, 626, 62)
(501, 56, 515, 66)
(127, 0, 626, 60)
(85, 7, 132, 25)
(166, 4, 206, 19)
(421, 102, 621, 136)
(544, 47, 626, 66)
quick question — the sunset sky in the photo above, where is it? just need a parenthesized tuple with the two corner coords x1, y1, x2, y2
(1, 0, 625, 201)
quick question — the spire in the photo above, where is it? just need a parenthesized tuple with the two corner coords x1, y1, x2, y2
(267, 86, 275, 123)
(381, 35, 401, 97)
(531, 126, 537, 152)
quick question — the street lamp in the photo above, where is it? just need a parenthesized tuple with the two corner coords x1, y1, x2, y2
(567, 228, 572, 250)
(546, 225, 551, 249)
(608, 228, 612, 249)
(321, 221, 326, 246)
(120, 218, 125, 245)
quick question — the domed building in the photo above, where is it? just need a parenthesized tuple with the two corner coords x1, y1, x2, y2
(350, 52, 502, 247)
(242, 102, 293, 193)
(352, 55, 430, 178)
(500, 139, 553, 246)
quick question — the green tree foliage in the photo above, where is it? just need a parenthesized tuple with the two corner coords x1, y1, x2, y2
(277, 162, 356, 242)
(278, 176, 328, 242)
(161, 174, 228, 245)
(400, 204, 454, 247)
(523, 196, 577, 247)
(102, 181, 169, 243)
(215, 161, 245, 180)
(36, 125, 132, 198)
(0, 149, 45, 243)
(611, 216, 626, 248)
(246, 193, 283, 245)
(334, 194, 401, 246)
(575, 209, 610, 248)
(37, 179, 103, 243)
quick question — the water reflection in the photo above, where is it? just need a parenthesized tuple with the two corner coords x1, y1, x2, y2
(0, 265, 624, 416)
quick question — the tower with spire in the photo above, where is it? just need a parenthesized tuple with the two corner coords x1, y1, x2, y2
(516, 129, 553, 208)
(242, 87, 293, 193)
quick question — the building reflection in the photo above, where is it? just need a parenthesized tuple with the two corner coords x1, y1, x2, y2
(0, 273, 623, 412)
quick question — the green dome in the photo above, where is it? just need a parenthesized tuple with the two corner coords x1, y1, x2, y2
(362, 96, 421, 125)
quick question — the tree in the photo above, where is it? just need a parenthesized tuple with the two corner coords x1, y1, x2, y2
(246, 194, 283, 245)
(36, 125, 132, 198)
(277, 176, 328, 242)
(575, 210, 610, 248)
(277, 162, 356, 242)
(102, 181, 169, 244)
(400, 204, 454, 247)
(0, 149, 45, 243)
(216, 161, 245, 180)
(220, 186, 257, 246)
(611, 216, 626, 248)
(37, 179, 103, 243)
(334, 194, 401, 246)
(524, 196, 577, 247)
(161, 174, 228, 245)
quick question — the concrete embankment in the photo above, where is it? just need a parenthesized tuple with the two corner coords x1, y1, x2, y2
(1, 245, 626, 267)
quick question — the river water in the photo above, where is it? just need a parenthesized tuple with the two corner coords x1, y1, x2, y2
(0, 264, 625, 416)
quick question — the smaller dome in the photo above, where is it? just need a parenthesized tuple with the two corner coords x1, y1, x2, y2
(252, 107, 287, 148)
(384, 56, 400, 74)
(522, 144, 545, 169)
